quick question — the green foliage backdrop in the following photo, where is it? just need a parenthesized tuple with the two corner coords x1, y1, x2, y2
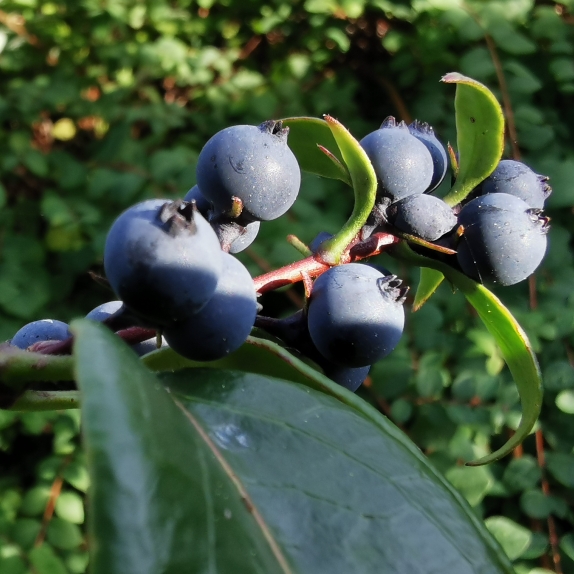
(1, 1, 574, 572)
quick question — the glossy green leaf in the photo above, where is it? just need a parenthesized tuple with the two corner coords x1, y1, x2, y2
(389, 243, 542, 465)
(442, 73, 505, 206)
(316, 115, 378, 264)
(142, 335, 328, 388)
(413, 267, 445, 311)
(281, 117, 351, 184)
(73, 319, 512, 574)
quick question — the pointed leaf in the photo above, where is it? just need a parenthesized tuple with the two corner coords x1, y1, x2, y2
(389, 243, 542, 465)
(73, 319, 512, 574)
(413, 268, 445, 311)
(281, 117, 351, 184)
(442, 73, 505, 206)
(316, 116, 378, 264)
(72, 319, 290, 574)
(142, 335, 328, 388)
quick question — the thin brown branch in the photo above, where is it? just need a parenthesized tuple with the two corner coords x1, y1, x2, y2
(34, 457, 71, 547)
(462, 2, 520, 160)
(377, 77, 413, 124)
(535, 430, 563, 574)
(483, 33, 521, 160)
(239, 36, 262, 60)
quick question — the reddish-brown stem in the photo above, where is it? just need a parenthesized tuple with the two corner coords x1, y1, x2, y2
(253, 256, 330, 295)
(535, 429, 563, 574)
(483, 33, 521, 160)
(246, 247, 305, 308)
(252, 232, 400, 295)
(30, 326, 157, 357)
(34, 456, 71, 547)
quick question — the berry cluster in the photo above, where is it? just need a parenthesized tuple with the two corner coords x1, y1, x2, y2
(360, 117, 551, 287)
(5, 114, 550, 394)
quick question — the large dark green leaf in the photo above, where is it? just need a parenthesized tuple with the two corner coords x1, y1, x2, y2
(142, 335, 324, 387)
(73, 319, 512, 574)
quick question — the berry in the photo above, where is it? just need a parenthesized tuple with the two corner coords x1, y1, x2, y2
(12, 320, 71, 350)
(183, 185, 212, 216)
(309, 231, 333, 254)
(386, 194, 457, 241)
(456, 193, 549, 286)
(480, 160, 551, 209)
(408, 120, 448, 192)
(229, 221, 260, 254)
(104, 199, 223, 327)
(360, 117, 434, 202)
(211, 219, 261, 254)
(184, 185, 260, 253)
(196, 121, 301, 222)
(308, 264, 406, 368)
(163, 252, 257, 361)
(132, 336, 167, 356)
(254, 310, 371, 392)
(322, 364, 371, 392)
(86, 301, 124, 322)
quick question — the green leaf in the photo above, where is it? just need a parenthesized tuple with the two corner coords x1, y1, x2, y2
(445, 465, 494, 507)
(555, 390, 574, 414)
(441, 73, 505, 206)
(55, 491, 85, 524)
(315, 115, 378, 264)
(0, 556, 27, 574)
(142, 335, 327, 388)
(62, 459, 90, 493)
(502, 456, 541, 492)
(73, 319, 512, 574)
(28, 544, 68, 574)
(19, 486, 51, 517)
(484, 517, 531, 561)
(281, 117, 351, 184)
(46, 517, 84, 550)
(520, 490, 567, 520)
(545, 452, 574, 488)
(413, 267, 445, 311)
(560, 533, 574, 562)
(389, 243, 542, 465)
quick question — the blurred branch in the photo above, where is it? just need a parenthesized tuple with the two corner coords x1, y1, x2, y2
(462, 3, 521, 160)
(483, 33, 521, 161)
(535, 429, 563, 574)
(34, 456, 72, 548)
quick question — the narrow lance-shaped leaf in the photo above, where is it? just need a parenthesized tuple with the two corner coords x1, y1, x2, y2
(317, 115, 378, 264)
(73, 319, 513, 574)
(281, 117, 351, 184)
(413, 267, 445, 312)
(442, 73, 505, 207)
(389, 243, 542, 465)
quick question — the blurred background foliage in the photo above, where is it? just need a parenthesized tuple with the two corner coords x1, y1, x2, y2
(0, 0, 574, 572)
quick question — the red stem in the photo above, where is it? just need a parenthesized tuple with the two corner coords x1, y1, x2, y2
(253, 232, 400, 295)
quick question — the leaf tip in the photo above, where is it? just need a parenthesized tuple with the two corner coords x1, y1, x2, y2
(441, 72, 466, 84)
